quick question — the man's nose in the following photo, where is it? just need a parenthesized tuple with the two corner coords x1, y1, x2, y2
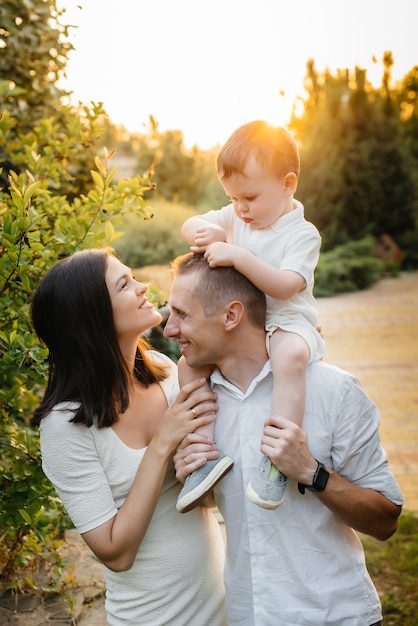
(163, 315, 176, 338)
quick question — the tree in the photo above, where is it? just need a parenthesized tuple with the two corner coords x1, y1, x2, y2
(290, 55, 416, 251)
(0, 0, 102, 198)
(0, 0, 71, 125)
(0, 104, 153, 585)
(134, 116, 227, 209)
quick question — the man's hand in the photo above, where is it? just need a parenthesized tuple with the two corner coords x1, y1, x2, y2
(174, 433, 220, 483)
(260, 414, 317, 486)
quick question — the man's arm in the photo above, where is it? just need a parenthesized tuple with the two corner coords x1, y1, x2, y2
(261, 415, 402, 541)
(317, 469, 401, 540)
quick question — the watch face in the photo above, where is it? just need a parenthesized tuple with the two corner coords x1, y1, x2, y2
(314, 463, 329, 491)
(298, 461, 329, 494)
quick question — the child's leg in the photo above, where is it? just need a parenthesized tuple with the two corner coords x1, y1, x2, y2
(178, 356, 214, 440)
(247, 329, 309, 510)
(176, 356, 233, 514)
(269, 329, 310, 427)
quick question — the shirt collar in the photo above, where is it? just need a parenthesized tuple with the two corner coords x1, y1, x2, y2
(210, 360, 272, 397)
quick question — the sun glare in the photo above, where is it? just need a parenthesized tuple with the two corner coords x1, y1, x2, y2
(57, 0, 417, 149)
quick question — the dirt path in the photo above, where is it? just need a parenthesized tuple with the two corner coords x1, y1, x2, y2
(315, 272, 418, 513)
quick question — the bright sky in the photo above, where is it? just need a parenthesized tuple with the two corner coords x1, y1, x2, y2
(57, 0, 417, 149)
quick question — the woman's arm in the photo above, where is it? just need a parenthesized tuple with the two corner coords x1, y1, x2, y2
(41, 378, 216, 572)
(81, 378, 217, 571)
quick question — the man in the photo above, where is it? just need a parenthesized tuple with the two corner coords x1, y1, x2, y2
(164, 253, 403, 626)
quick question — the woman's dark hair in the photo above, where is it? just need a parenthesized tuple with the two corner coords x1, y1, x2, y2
(31, 249, 168, 428)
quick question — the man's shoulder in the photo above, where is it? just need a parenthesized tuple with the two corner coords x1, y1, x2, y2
(307, 360, 358, 386)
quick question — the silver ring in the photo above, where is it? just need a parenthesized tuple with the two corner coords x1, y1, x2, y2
(190, 408, 197, 418)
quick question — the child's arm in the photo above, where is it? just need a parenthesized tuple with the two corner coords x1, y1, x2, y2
(204, 242, 305, 300)
(181, 216, 227, 252)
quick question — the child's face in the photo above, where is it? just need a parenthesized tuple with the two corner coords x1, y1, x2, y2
(221, 155, 295, 230)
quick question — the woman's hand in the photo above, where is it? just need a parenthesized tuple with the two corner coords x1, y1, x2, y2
(174, 433, 220, 483)
(153, 378, 218, 456)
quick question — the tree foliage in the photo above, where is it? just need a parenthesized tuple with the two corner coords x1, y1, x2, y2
(134, 116, 228, 210)
(114, 197, 192, 268)
(0, 104, 154, 583)
(0, 0, 102, 198)
(289, 54, 417, 252)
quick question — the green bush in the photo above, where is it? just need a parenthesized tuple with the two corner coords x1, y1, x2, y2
(361, 512, 418, 625)
(314, 236, 389, 297)
(0, 105, 153, 586)
(114, 197, 193, 268)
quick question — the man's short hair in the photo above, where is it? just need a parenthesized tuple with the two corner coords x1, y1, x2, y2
(171, 253, 266, 329)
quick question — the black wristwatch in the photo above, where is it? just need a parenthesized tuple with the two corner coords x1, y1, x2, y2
(298, 460, 329, 494)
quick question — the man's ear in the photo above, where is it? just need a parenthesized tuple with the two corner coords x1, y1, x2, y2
(283, 172, 298, 195)
(224, 301, 244, 331)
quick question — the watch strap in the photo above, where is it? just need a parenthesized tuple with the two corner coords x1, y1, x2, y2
(298, 460, 329, 494)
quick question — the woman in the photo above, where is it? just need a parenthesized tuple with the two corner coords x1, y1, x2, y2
(30, 249, 226, 625)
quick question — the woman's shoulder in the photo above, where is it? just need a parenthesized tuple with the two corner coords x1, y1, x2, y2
(41, 401, 80, 424)
(147, 350, 179, 403)
(146, 349, 178, 378)
(146, 349, 176, 367)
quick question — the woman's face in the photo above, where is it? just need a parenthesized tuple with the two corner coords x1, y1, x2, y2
(105, 256, 162, 343)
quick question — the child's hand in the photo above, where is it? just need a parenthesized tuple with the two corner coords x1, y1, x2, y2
(204, 242, 240, 267)
(190, 225, 227, 252)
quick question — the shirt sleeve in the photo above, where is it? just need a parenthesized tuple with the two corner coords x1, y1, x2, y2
(329, 372, 404, 505)
(40, 406, 118, 534)
(198, 205, 235, 241)
(280, 222, 321, 285)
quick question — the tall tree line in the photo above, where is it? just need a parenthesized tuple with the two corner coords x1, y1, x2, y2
(289, 53, 418, 253)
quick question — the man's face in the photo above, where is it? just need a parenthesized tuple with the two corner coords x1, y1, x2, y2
(164, 270, 224, 369)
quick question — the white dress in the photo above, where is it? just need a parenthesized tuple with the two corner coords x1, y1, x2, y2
(40, 352, 226, 625)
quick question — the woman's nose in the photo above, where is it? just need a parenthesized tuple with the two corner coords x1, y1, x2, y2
(135, 281, 147, 293)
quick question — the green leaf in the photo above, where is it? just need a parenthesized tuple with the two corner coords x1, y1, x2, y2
(19, 509, 32, 525)
(90, 170, 105, 190)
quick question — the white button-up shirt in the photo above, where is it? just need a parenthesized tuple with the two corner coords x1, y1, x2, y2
(212, 360, 403, 626)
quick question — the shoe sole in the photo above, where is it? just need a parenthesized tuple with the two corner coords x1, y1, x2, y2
(176, 457, 234, 513)
(246, 481, 284, 510)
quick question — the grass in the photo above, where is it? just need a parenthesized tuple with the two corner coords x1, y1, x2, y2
(361, 511, 418, 625)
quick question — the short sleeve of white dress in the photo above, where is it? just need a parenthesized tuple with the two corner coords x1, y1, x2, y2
(39, 352, 179, 534)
